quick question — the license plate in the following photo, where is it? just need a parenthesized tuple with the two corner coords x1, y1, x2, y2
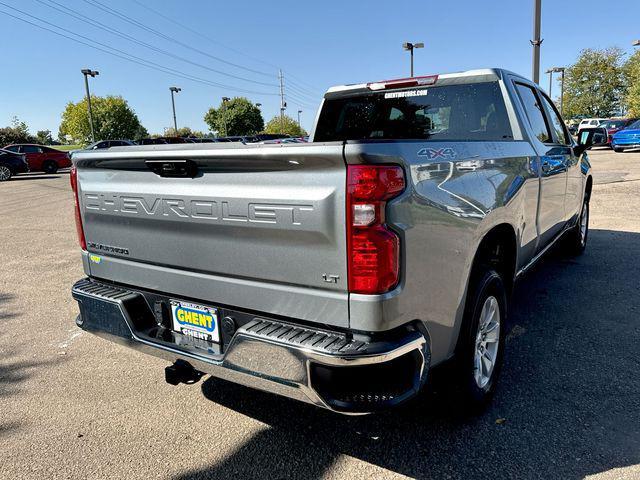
(170, 300, 219, 343)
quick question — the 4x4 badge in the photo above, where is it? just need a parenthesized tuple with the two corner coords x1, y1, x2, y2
(417, 147, 457, 160)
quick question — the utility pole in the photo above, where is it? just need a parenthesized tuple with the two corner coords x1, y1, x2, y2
(297, 109, 302, 128)
(169, 86, 181, 133)
(531, 0, 543, 84)
(81, 69, 99, 142)
(221, 97, 230, 137)
(403, 42, 424, 77)
(278, 69, 286, 133)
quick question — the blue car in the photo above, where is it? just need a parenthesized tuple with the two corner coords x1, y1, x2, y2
(612, 119, 640, 152)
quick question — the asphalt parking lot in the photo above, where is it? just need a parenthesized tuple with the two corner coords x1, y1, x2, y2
(1, 149, 639, 480)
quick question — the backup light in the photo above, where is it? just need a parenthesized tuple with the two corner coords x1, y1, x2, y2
(347, 165, 405, 294)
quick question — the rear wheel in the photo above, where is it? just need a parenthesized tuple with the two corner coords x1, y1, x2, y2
(564, 197, 589, 256)
(0, 165, 12, 181)
(43, 161, 58, 174)
(456, 269, 507, 412)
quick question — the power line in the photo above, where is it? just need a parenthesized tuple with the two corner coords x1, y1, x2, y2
(286, 74, 325, 96)
(286, 83, 320, 102)
(0, 3, 278, 96)
(130, 0, 276, 77)
(81, 0, 279, 86)
(129, 0, 324, 96)
(34, 0, 277, 88)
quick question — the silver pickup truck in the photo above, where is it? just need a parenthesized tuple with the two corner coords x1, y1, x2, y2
(71, 68, 602, 414)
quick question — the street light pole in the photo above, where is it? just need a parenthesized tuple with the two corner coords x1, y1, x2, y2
(221, 97, 230, 137)
(531, 0, 543, 84)
(545, 68, 553, 97)
(403, 42, 424, 77)
(297, 110, 302, 128)
(81, 68, 99, 142)
(169, 86, 181, 133)
(547, 67, 566, 114)
(554, 67, 566, 115)
(633, 40, 640, 47)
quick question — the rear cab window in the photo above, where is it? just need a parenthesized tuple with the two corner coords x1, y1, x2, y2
(314, 81, 513, 142)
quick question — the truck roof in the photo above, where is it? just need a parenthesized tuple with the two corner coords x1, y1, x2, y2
(324, 68, 528, 97)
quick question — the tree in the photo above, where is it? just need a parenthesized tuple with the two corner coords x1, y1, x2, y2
(204, 97, 263, 136)
(35, 130, 53, 145)
(624, 50, 640, 117)
(264, 115, 308, 137)
(164, 126, 206, 138)
(562, 48, 627, 118)
(0, 117, 35, 146)
(58, 95, 146, 144)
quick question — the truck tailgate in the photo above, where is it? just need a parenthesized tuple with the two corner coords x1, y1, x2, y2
(74, 143, 349, 325)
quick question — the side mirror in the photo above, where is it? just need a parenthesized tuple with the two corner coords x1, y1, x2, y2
(574, 127, 607, 156)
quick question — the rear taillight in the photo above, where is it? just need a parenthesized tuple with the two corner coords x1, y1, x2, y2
(347, 165, 405, 294)
(70, 165, 86, 250)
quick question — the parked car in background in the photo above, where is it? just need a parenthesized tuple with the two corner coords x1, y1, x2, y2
(566, 120, 580, 135)
(2, 144, 71, 173)
(578, 118, 607, 132)
(139, 137, 195, 145)
(0, 148, 29, 181)
(612, 119, 640, 152)
(85, 139, 136, 150)
(602, 118, 639, 147)
(215, 136, 260, 143)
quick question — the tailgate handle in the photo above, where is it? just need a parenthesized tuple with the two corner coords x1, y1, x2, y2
(145, 160, 198, 178)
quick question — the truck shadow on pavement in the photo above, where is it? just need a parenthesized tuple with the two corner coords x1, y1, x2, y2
(184, 228, 640, 480)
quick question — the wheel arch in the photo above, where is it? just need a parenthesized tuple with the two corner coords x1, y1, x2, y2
(470, 223, 518, 296)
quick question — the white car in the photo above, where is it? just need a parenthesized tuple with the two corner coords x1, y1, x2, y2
(578, 118, 607, 132)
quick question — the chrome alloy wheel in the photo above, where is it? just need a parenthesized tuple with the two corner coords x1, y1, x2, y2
(0, 165, 11, 181)
(580, 202, 589, 247)
(474, 296, 501, 389)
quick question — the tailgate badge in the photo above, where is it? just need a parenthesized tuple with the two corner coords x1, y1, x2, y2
(322, 274, 340, 283)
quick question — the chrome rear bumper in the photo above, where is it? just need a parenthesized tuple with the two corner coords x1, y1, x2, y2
(72, 278, 430, 414)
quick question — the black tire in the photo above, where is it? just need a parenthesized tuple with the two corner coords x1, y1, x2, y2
(613, 147, 625, 153)
(563, 197, 589, 256)
(0, 164, 13, 181)
(456, 269, 507, 412)
(43, 161, 58, 174)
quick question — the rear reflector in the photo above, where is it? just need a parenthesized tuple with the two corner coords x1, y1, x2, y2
(70, 165, 86, 250)
(367, 75, 438, 91)
(347, 165, 405, 294)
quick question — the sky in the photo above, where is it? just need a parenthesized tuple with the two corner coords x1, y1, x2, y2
(1, 0, 639, 137)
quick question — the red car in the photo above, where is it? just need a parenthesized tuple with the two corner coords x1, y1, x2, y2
(3, 144, 71, 173)
(602, 119, 639, 146)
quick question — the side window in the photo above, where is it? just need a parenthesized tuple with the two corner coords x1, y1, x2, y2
(539, 94, 569, 145)
(22, 145, 40, 154)
(514, 83, 552, 143)
(5, 145, 19, 153)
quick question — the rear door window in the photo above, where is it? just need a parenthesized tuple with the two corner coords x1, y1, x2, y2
(22, 145, 41, 153)
(514, 83, 552, 144)
(539, 93, 569, 145)
(314, 81, 513, 142)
